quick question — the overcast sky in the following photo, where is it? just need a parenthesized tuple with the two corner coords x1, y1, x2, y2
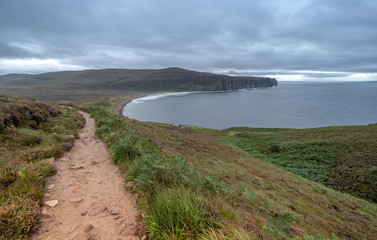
(1, 0, 376, 81)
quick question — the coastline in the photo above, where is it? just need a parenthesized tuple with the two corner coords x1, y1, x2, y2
(112, 91, 177, 116)
(112, 87, 277, 117)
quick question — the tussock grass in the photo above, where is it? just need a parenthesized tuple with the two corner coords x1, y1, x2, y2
(145, 188, 217, 239)
(111, 138, 140, 163)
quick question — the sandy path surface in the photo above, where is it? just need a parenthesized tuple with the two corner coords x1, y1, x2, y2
(33, 112, 141, 240)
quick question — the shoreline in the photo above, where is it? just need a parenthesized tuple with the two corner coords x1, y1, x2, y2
(112, 91, 177, 116)
(112, 87, 275, 117)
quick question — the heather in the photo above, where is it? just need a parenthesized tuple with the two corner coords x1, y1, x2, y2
(0, 95, 84, 239)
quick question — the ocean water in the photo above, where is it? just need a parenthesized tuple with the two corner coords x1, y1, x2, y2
(122, 81, 377, 129)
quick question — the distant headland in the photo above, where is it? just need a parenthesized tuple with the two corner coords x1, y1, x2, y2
(0, 67, 278, 102)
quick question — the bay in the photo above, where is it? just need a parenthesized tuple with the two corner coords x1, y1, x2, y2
(122, 81, 377, 129)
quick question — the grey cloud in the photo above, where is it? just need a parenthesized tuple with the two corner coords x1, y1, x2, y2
(0, 0, 376, 77)
(227, 70, 351, 78)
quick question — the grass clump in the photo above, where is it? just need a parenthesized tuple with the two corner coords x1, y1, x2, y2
(110, 137, 140, 163)
(145, 188, 218, 239)
(126, 154, 200, 195)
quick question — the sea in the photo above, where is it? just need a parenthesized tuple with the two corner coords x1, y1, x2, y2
(122, 81, 377, 129)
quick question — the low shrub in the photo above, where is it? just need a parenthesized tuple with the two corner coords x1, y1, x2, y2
(269, 144, 281, 153)
(60, 142, 74, 151)
(0, 172, 17, 190)
(0, 197, 40, 239)
(22, 135, 43, 146)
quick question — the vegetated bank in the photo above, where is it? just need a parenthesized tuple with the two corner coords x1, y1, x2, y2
(87, 101, 377, 240)
(0, 95, 85, 239)
(0, 67, 277, 103)
(224, 125, 377, 203)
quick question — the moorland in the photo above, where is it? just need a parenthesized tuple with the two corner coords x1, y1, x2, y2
(1, 69, 376, 239)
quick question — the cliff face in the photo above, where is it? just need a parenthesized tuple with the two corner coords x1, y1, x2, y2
(107, 71, 278, 92)
(178, 76, 278, 91)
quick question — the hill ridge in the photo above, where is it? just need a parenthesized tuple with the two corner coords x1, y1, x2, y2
(0, 67, 277, 102)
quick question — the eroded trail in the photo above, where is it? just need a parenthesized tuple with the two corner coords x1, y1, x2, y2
(33, 112, 140, 240)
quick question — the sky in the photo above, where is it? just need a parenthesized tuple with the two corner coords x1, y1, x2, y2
(0, 0, 377, 81)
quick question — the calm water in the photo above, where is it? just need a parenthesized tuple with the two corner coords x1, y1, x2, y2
(123, 81, 377, 129)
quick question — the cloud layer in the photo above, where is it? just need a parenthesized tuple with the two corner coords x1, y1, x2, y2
(1, 0, 376, 80)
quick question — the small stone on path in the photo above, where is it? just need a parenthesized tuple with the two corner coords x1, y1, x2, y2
(42, 207, 48, 215)
(125, 181, 135, 189)
(69, 166, 84, 170)
(45, 200, 59, 208)
(91, 206, 107, 216)
(84, 224, 94, 233)
(69, 198, 83, 203)
(37, 232, 49, 239)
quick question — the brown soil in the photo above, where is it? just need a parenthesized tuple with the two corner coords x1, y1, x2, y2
(32, 112, 142, 240)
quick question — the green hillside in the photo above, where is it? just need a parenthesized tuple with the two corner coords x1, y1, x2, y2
(224, 125, 377, 203)
(0, 68, 277, 102)
(85, 101, 377, 239)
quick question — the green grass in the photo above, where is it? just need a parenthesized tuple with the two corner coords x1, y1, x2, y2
(145, 188, 218, 239)
(224, 125, 377, 203)
(88, 105, 377, 239)
(89, 107, 226, 239)
(0, 95, 84, 239)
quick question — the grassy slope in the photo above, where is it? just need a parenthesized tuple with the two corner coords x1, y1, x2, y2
(224, 125, 377, 203)
(85, 101, 377, 239)
(0, 95, 85, 239)
(128, 121, 377, 239)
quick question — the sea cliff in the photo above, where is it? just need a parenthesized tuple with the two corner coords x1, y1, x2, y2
(105, 68, 278, 91)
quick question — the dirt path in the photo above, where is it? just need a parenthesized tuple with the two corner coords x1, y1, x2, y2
(33, 112, 141, 240)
